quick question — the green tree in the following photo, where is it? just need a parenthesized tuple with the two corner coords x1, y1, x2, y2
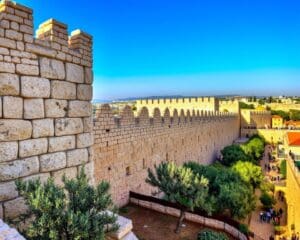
(290, 109, 300, 121)
(239, 102, 255, 109)
(241, 136, 265, 162)
(260, 192, 276, 209)
(15, 169, 118, 240)
(220, 145, 249, 166)
(232, 161, 264, 190)
(146, 162, 211, 233)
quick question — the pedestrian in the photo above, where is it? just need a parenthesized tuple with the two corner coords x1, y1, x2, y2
(296, 232, 299, 240)
(259, 211, 264, 222)
(267, 211, 271, 223)
(292, 233, 296, 240)
(279, 208, 283, 216)
(269, 235, 275, 240)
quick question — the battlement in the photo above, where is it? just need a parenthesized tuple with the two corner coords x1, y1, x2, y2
(95, 104, 237, 129)
(250, 110, 271, 115)
(137, 97, 216, 105)
(0, 0, 92, 67)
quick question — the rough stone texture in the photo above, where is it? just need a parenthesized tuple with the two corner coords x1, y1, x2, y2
(52, 167, 77, 186)
(83, 117, 93, 133)
(68, 101, 92, 117)
(0, 73, 19, 96)
(4, 197, 28, 220)
(0, 141, 18, 162)
(16, 64, 39, 76)
(84, 67, 93, 84)
(0, 120, 32, 141)
(77, 133, 94, 148)
(40, 57, 65, 79)
(45, 99, 68, 118)
(0, 181, 18, 201)
(51, 80, 76, 99)
(40, 152, 66, 172)
(19, 138, 48, 158)
(77, 84, 93, 100)
(55, 118, 83, 136)
(3, 96, 23, 119)
(21, 76, 50, 98)
(66, 63, 84, 83)
(48, 135, 76, 153)
(24, 98, 45, 119)
(0, 157, 39, 181)
(0, 62, 15, 73)
(32, 119, 54, 138)
(67, 148, 88, 167)
(0, 219, 26, 239)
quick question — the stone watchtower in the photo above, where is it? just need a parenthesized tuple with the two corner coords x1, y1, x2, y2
(0, 0, 94, 220)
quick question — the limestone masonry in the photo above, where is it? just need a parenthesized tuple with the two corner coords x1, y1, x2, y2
(0, 0, 94, 220)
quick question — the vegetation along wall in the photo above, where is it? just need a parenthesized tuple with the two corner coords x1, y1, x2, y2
(0, 0, 94, 221)
(93, 105, 240, 206)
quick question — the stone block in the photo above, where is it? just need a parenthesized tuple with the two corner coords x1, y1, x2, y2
(66, 63, 84, 83)
(0, 37, 16, 49)
(4, 197, 28, 220)
(0, 73, 19, 95)
(77, 84, 92, 100)
(48, 135, 76, 152)
(68, 101, 92, 117)
(40, 57, 65, 79)
(22, 173, 50, 184)
(52, 167, 77, 186)
(83, 117, 93, 132)
(55, 118, 83, 136)
(0, 62, 15, 73)
(40, 152, 66, 172)
(84, 67, 93, 84)
(19, 138, 48, 158)
(16, 64, 39, 76)
(0, 141, 18, 162)
(0, 120, 32, 141)
(0, 157, 39, 181)
(45, 99, 68, 117)
(82, 161, 94, 185)
(26, 43, 56, 58)
(0, 205, 3, 219)
(5, 29, 23, 41)
(51, 80, 76, 99)
(77, 132, 94, 148)
(21, 76, 50, 98)
(0, 181, 18, 201)
(24, 98, 44, 119)
(3, 96, 23, 118)
(32, 119, 54, 138)
(67, 148, 88, 167)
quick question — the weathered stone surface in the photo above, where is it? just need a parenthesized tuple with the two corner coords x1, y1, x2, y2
(32, 119, 54, 138)
(68, 101, 92, 117)
(0, 37, 16, 49)
(49, 135, 75, 153)
(0, 120, 32, 141)
(26, 43, 56, 58)
(16, 64, 39, 76)
(67, 148, 88, 167)
(83, 117, 93, 133)
(21, 76, 50, 98)
(0, 181, 18, 201)
(0, 157, 39, 181)
(51, 80, 76, 99)
(0, 142, 18, 162)
(0, 61, 15, 73)
(0, 206, 3, 219)
(23, 173, 50, 184)
(55, 118, 83, 136)
(40, 57, 65, 79)
(66, 63, 84, 83)
(0, 73, 19, 95)
(24, 98, 44, 119)
(83, 161, 94, 185)
(77, 84, 92, 100)
(5, 29, 23, 41)
(40, 152, 66, 172)
(3, 96, 23, 119)
(19, 138, 48, 158)
(45, 99, 68, 117)
(84, 67, 93, 84)
(77, 133, 94, 148)
(4, 197, 28, 220)
(52, 167, 77, 186)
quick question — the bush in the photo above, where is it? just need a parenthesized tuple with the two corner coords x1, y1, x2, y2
(14, 169, 118, 240)
(239, 224, 249, 235)
(260, 192, 276, 209)
(280, 160, 287, 179)
(198, 229, 229, 240)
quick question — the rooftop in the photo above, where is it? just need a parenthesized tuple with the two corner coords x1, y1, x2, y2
(287, 132, 300, 147)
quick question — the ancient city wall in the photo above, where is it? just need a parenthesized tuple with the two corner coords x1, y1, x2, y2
(93, 105, 240, 206)
(0, 0, 94, 221)
(241, 109, 271, 128)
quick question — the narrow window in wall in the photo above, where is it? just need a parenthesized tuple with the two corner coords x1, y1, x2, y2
(126, 166, 131, 176)
(143, 158, 146, 169)
(166, 153, 169, 162)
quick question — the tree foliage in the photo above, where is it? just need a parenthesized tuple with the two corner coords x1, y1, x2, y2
(15, 169, 118, 240)
(198, 229, 229, 240)
(260, 192, 276, 209)
(220, 145, 249, 166)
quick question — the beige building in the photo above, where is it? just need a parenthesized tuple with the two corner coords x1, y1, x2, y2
(272, 115, 284, 129)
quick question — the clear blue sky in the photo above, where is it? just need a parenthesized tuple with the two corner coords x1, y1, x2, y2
(18, 0, 300, 100)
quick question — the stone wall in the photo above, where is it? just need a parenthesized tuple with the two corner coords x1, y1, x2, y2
(241, 109, 271, 129)
(0, 0, 94, 221)
(93, 105, 240, 206)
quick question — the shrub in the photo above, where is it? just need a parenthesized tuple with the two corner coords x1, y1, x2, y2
(260, 192, 276, 209)
(198, 229, 229, 240)
(280, 160, 287, 179)
(239, 224, 249, 235)
(14, 169, 118, 240)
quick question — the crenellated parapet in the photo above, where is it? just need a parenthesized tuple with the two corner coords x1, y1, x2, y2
(94, 104, 237, 129)
(0, 0, 92, 67)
